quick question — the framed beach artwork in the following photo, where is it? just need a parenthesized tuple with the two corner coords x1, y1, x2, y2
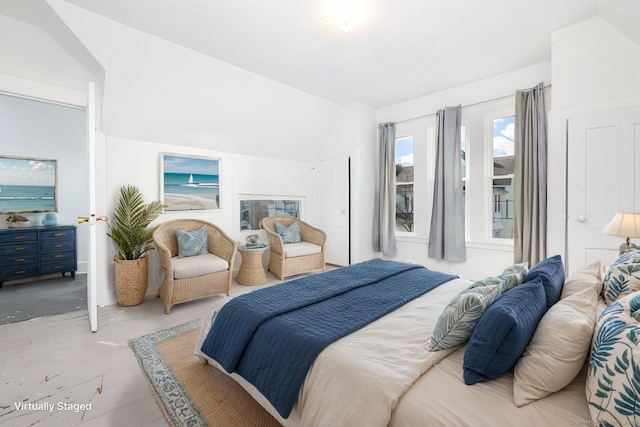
(0, 155, 57, 214)
(160, 153, 220, 211)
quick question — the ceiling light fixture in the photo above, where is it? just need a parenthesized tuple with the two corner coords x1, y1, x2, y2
(322, 0, 368, 32)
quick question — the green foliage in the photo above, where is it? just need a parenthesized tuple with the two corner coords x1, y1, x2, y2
(6, 214, 29, 223)
(107, 185, 164, 260)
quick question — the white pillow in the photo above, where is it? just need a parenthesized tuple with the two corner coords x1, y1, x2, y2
(513, 265, 599, 406)
(561, 260, 602, 299)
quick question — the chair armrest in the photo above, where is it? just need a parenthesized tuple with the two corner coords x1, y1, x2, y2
(209, 228, 237, 267)
(263, 227, 284, 256)
(154, 238, 174, 277)
(300, 222, 327, 249)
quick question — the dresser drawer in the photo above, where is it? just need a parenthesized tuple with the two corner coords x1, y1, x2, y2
(40, 251, 75, 263)
(0, 242, 38, 256)
(0, 253, 39, 268)
(40, 261, 76, 275)
(40, 228, 75, 241)
(0, 231, 37, 245)
(40, 240, 75, 253)
(0, 266, 39, 281)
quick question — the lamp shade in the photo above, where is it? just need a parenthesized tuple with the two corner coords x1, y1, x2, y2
(602, 212, 640, 238)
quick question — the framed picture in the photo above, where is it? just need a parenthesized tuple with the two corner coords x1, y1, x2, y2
(0, 155, 58, 214)
(160, 153, 220, 211)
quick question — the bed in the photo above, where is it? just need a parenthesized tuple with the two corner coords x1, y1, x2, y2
(194, 257, 609, 426)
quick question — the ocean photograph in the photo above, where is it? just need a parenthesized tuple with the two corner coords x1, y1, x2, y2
(0, 185, 56, 212)
(162, 154, 220, 211)
(0, 157, 57, 213)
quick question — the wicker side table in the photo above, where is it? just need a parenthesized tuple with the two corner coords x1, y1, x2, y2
(236, 245, 268, 285)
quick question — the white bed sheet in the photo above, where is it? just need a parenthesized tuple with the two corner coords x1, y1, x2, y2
(195, 277, 593, 426)
(390, 345, 591, 426)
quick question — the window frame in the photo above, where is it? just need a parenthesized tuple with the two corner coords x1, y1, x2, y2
(484, 108, 516, 245)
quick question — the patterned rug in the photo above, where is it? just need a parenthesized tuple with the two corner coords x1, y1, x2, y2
(129, 319, 281, 426)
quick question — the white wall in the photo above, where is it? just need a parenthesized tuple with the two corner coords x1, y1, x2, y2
(364, 64, 551, 279)
(99, 136, 319, 306)
(321, 102, 377, 263)
(46, 0, 340, 165)
(547, 16, 640, 269)
(0, 93, 89, 272)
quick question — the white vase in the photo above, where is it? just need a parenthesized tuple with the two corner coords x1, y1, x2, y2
(8, 221, 30, 228)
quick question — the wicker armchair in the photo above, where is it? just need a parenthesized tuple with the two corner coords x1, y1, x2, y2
(153, 219, 236, 314)
(260, 216, 326, 280)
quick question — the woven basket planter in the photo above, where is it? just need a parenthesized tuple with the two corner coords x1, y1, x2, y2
(114, 256, 148, 307)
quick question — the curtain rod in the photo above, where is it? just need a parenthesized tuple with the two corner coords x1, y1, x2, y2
(393, 84, 551, 125)
(0, 90, 85, 110)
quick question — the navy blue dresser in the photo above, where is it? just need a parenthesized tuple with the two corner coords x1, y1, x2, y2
(0, 226, 77, 287)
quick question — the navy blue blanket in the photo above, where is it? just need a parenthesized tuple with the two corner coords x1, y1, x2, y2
(201, 259, 456, 418)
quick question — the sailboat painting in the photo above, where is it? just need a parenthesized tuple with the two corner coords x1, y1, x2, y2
(161, 153, 220, 211)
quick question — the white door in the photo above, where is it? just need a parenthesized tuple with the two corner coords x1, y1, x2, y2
(566, 106, 640, 273)
(80, 82, 100, 332)
(320, 156, 350, 266)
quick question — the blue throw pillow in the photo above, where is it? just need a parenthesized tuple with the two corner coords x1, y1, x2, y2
(524, 255, 565, 309)
(463, 277, 547, 385)
(175, 225, 209, 258)
(275, 221, 301, 244)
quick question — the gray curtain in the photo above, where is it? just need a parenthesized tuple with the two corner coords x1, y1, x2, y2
(428, 106, 466, 261)
(514, 82, 547, 265)
(373, 122, 397, 256)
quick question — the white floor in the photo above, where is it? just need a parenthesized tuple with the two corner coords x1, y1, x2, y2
(0, 273, 285, 427)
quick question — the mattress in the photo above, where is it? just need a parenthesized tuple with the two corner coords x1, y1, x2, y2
(195, 274, 593, 426)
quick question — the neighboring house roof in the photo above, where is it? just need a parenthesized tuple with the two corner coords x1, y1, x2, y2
(396, 165, 414, 183)
(494, 156, 514, 176)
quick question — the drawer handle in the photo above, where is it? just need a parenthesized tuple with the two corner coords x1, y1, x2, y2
(53, 233, 63, 237)
(15, 270, 26, 275)
(54, 244, 63, 248)
(15, 258, 25, 262)
(14, 247, 26, 251)
(54, 255, 63, 258)
(53, 265, 63, 269)
(13, 236, 26, 240)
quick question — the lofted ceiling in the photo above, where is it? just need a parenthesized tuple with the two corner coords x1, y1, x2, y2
(3, 0, 640, 111)
(58, 0, 614, 108)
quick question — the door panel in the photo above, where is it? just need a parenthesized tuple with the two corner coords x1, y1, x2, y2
(320, 157, 350, 266)
(567, 107, 640, 272)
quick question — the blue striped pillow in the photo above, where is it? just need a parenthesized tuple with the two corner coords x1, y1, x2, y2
(175, 225, 209, 258)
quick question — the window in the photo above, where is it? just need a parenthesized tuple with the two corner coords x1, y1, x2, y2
(395, 136, 414, 232)
(239, 198, 301, 230)
(491, 116, 515, 239)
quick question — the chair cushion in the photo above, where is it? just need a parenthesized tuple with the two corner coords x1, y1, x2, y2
(275, 221, 302, 243)
(283, 242, 321, 258)
(172, 253, 229, 279)
(175, 225, 209, 258)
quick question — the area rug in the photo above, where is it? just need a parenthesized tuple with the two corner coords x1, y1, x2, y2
(129, 319, 282, 427)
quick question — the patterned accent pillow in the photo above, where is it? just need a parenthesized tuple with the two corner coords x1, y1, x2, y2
(429, 283, 502, 351)
(500, 262, 529, 292)
(275, 221, 301, 244)
(603, 250, 640, 304)
(587, 291, 640, 426)
(175, 225, 210, 258)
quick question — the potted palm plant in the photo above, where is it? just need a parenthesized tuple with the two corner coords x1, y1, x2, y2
(107, 185, 164, 307)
